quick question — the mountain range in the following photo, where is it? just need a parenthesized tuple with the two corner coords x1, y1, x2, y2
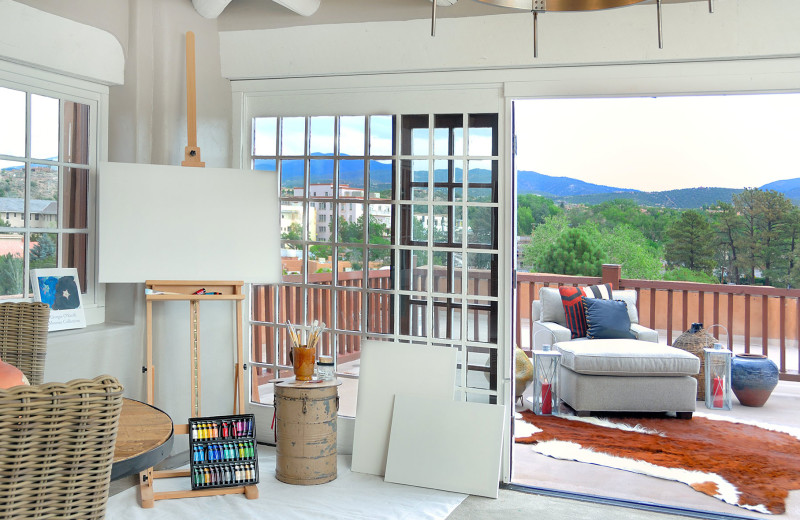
(252, 159, 800, 209)
(520, 170, 800, 209)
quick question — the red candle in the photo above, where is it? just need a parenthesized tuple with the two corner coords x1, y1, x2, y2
(541, 382, 552, 414)
(712, 376, 724, 408)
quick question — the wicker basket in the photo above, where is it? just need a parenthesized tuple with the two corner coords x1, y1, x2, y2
(672, 323, 718, 401)
(0, 302, 50, 385)
(0, 375, 123, 520)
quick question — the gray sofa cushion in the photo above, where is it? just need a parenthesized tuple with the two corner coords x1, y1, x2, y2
(556, 339, 699, 377)
(539, 287, 567, 326)
(612, 289, 639, 324)
(538, 287, 640, 327)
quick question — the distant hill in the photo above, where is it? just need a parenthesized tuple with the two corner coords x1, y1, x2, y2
(761, 178, 800, 202)
(562, 187, 744, 209)
(249, 160, 800, 208)
(517, 170, 638, 197)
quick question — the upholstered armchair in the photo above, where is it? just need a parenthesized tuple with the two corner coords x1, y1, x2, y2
(531, 286, 658, 350)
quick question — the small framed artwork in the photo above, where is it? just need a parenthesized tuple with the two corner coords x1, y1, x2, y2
(30, 268, 86, 331)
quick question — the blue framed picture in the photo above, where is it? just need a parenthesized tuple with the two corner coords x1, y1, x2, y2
(30, 268, 86, 331)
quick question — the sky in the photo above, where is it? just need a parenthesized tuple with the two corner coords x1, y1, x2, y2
(0, 87, 60, 168)
(514, 93, 800, 192)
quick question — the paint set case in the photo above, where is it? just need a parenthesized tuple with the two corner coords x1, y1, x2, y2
(188, 413, 259, 489)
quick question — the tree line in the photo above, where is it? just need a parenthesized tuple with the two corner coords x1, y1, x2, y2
(519, 188, 800, 287)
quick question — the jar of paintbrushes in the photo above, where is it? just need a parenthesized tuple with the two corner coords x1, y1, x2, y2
(287, 320, 325, 382)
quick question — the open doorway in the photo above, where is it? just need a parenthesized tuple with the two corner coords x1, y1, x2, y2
(510, 94, 800, 518)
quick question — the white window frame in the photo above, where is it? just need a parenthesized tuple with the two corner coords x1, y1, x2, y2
(0, 59, 108, 325)
(234, 83, 508, 452)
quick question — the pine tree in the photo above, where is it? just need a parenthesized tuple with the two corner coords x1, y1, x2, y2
(664, 209, 715, 274)
(539, 228, 605, 276)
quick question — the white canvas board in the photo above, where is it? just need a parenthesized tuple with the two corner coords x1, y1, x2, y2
(351, 340, 456, 476)
(384, 394, 505, 499)
(97, 162, 281, 283)
(30, 267, 86, 331)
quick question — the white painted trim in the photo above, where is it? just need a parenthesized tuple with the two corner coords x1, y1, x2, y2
(220, 0, 800, 81)
(0, 59, 108, 326)
(0, 0, 124, 85)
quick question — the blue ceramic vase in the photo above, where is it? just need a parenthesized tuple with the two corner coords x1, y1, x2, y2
(730, 354, 779, 407)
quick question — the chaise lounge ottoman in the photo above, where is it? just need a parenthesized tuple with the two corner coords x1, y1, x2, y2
(556, 339, 700, 419)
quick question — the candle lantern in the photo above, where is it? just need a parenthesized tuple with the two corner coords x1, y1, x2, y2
(703, 342, 732, 410)
(532, 345, 561, 416)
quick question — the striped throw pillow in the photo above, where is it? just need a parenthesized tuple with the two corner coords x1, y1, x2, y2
(559, 283, 613, 338)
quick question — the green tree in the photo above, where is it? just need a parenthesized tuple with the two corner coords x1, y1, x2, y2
(521, 214, 569, 271)
(337, 216, 362, 243)
(309, 244, 331, 261)
(517, 194, 561, 236)
(733, 188, 761, 284)
(664, 209, 715, 274)
(663, 267, 719, 284)
(539, 228, 605, 276)
(593, 224, 664, 280)
(281, 222, 302, 242)
(30, 234, 56, 261)
(0, 254, 23, 296)
(757, 189, 793, 286)
(711, 201, 742, 284)
(784, 207, 800, 287)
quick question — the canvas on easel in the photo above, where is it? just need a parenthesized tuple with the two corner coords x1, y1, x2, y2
(30, 267, 86, 331)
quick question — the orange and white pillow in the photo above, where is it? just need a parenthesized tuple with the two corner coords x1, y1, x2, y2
(0, 358, 29, 389)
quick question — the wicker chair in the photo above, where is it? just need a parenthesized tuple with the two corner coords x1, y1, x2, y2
(0, 375, 124, 520)
(0, 302, 50, 385)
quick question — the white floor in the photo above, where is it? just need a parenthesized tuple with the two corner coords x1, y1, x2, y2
(107, 447, 465, 520)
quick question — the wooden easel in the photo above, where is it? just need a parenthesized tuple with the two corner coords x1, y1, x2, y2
(139, 280, 258, 506)
(181, 31, 204, 168)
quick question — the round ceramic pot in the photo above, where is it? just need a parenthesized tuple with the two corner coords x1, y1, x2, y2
(730, 354, 779, 407)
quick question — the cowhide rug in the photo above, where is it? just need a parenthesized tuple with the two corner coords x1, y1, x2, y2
(515, 411, 800, 515)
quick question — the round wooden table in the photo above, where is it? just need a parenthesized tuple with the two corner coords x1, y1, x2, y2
(112, 398, 174, 480)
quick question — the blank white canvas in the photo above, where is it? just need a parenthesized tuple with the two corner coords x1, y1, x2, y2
(97, 162, 281, 283)
(384, 394, 505, 499)
(351, 340, 456, 476)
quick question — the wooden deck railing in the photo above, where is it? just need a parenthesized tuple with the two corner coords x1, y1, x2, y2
(517, 264, 800, 382)
(249, 266, 494, 371)
(251, 262, 800, 386)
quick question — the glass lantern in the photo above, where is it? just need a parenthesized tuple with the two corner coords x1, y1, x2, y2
(703, 342, 732, 410)
(532, 345, 561, 416)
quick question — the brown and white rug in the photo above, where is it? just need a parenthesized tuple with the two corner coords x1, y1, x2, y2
(515, 411, 800, 515)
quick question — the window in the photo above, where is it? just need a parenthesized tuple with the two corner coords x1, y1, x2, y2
(249, 112, 499, 414)
(0, 83, 92, 300)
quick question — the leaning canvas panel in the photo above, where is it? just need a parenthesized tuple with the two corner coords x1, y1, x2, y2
(384, 394, 505, 499)
(97, 162, 281, 283)
(351, 340, 457, 476)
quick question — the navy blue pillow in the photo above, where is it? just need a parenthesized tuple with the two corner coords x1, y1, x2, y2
(582, 297, 636, 340)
